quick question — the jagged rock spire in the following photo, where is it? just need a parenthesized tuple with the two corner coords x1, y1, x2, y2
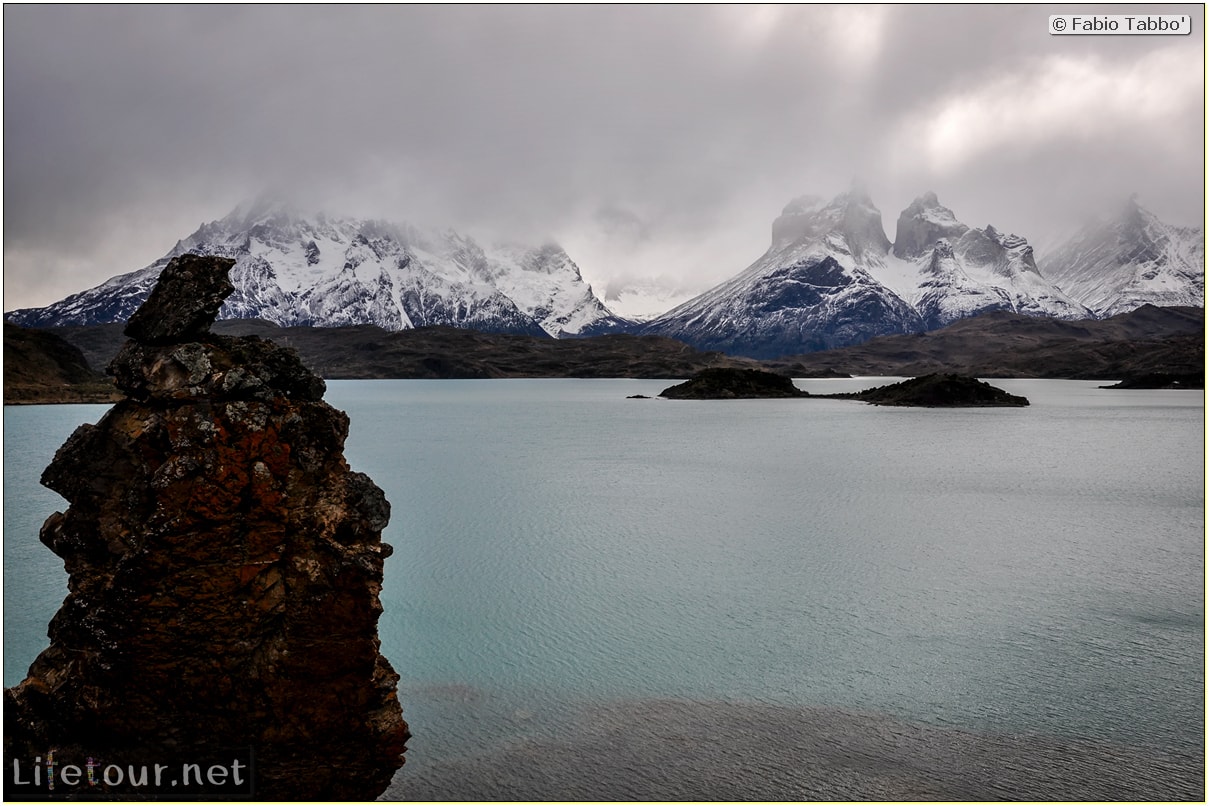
(124, 253, 236, 343)
(5, 254, 409, 799)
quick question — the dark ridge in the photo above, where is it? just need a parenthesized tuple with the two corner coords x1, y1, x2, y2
(44, 320, 770, 383)
(763, 305, 1204, 378)
(14, 304, 1199, 404)
(3, 322, 120, 404)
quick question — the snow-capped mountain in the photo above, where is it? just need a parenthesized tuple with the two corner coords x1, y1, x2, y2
(1040, 196, 1205, 317)
(7, 199, 630, 338)
(11, 193, 1199, 360)
(640, 191, 925, 357)
(881, 192, 1091, 329)
(641, 189, 1096, 357)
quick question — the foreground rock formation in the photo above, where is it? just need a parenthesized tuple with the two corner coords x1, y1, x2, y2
(4, 254, 408, 799)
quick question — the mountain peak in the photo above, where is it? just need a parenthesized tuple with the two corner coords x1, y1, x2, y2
(846, 176, 873, 202)
(781, 195, 826, 217)
(226, 194, 309, 229)
(1116, 194, 1156, 235)
(892, 193, 969, 259)
(1041, 198, 1204, 317)
(771, 190, 890, 258)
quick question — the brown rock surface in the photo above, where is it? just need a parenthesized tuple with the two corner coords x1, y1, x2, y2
(4, 254, 408, 799)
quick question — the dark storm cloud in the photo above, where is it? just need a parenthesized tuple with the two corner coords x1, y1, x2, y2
(4, 4, 1204, 309)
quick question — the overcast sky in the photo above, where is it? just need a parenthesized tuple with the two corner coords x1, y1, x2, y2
(4, 4, 1204, 311)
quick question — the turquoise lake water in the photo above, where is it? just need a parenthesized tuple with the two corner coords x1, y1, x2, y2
(4, 379, 1204, 799)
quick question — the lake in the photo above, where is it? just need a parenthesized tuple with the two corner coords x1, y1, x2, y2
(4, 378, 1204, 799)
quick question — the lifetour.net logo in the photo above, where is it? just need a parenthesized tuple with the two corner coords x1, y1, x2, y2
(6, 749, 255, 798)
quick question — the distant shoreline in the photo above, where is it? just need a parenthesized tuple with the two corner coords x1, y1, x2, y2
(5, 305, 1202, 404)
(4, 385, 122, 406)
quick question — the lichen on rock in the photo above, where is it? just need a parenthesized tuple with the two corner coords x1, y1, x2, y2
(4, 254, 409, 799)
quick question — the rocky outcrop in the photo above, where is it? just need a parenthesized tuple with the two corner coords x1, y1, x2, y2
(892, 192, 969, 260)
(660, 368, 809, 399)
(4, 254, 409, 799)
(834, 374, 1029, 407)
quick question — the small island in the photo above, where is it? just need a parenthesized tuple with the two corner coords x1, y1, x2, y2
(659, 368, 809, 399)
(831, 373, 1029, 407)
(659, 369, 1029, 407)
(1100, 372, 1204, 390)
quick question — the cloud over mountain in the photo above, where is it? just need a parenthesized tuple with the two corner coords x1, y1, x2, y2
(4, 5, 1203, 311)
